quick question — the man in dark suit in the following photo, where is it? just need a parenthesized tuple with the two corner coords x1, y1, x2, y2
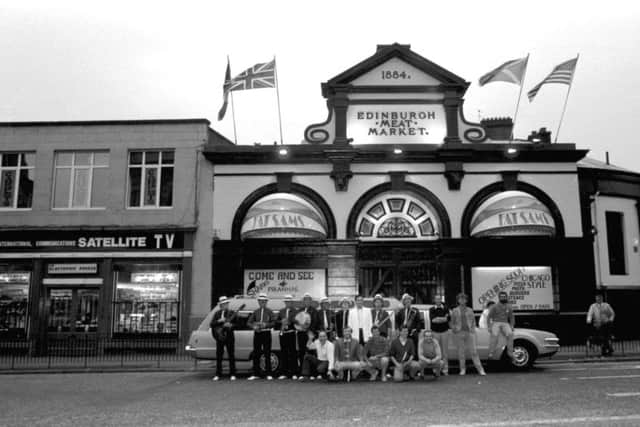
(395, 293, 424, 359)
(296, 293, 318, 371)
(371, 294, 391, 337)
(334, 326, 366, 381)
(247, 293, 276, 380)
(317, 296, 336, 340)
(277, 294, 298, 380)
(334, 297, 351, 339)
(210, 296, 237, 381)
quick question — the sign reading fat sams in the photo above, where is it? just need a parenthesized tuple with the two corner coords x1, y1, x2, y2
(243, 269, 326, 299)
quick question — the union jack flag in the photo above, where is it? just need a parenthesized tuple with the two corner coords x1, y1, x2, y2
(218, 59, 277, 121)
(227, 59, 276, 92)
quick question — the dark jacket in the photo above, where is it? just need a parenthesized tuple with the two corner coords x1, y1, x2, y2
(395, 306, 424, 336)
(371, 308, 391, 336)
(316, 308, 335, 333)
(389, 338, 416, 363)
(297, 306, 319, 332)
(247, 307, 276, 331)
(210, 308, 237, 341)
(334, 338, 363, 362)
(428, 305, 451, 333)
(277, 306, 297, 333)
(335, 310, 350, 338)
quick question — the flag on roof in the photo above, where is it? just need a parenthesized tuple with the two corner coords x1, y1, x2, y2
(217, 61, 232, 121)
(527, 57, 578, 101)
(478, 56, 528, 86)
(217, 59, 276, 121)
(227, 59, 276, 92)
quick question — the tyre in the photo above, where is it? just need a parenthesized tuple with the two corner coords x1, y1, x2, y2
(258, 351, 281, 376)
(506, 340, 537, 370)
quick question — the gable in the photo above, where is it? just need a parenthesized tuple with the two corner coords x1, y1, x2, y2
(350, 57, 443, 86)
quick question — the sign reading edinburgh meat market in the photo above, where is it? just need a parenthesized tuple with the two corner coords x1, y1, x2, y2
(347, 104, 447, 144)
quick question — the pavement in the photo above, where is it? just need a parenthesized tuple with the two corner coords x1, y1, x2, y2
(1, 360, 640, 426)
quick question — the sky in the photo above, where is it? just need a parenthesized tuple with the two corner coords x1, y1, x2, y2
(1, 0, 640, 172)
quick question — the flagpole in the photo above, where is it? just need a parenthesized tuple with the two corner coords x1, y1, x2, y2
(554, 54, 579, 143)
(273, 55, 284, 145)
(227, 55, 238, 144)
(511, 53, 529, 140)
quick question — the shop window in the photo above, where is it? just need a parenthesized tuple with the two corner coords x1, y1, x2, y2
(355, 191, 441, 240)
(469, 191, 556, 237)
(127, 150, 174, 208)
(53, 151, 109, 209)
(0, 152, 34, 209)
(47, 288, 99, 333)
(113, 264, 180, 335)
(240, 193, 328, 239)
(605, 211, 626, 275)
(0, 272, 30, 337)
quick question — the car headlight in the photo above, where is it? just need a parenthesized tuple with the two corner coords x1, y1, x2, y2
(185, 345, 193, 351)
(543, 337, 560, 347)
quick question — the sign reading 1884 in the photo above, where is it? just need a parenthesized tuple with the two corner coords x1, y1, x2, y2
(381, 70, 411, 80)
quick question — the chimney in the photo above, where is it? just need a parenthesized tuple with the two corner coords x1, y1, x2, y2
(527, 127, 552, 144)
(480, 117, 513, 140)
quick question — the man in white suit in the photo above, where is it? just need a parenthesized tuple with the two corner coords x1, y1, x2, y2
(349, 295, 372, 346)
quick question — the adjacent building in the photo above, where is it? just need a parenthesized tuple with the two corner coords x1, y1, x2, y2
(0, 119, 231, 346)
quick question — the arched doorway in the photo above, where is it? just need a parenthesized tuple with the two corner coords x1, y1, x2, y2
(349, 186, 450, 303)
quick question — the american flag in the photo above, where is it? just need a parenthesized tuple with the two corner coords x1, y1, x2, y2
(227, 59, 276, 92)
(527, 57, 578, 101)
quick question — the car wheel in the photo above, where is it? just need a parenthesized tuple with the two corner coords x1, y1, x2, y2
(507, 340, 537, 370)
(259, 351, 281, 375)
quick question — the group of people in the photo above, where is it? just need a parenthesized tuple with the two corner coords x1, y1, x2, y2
(210, 290, 519, 382)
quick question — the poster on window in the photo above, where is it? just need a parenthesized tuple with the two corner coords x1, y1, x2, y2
(471, 266, 554, 311)
(243, 269, 326, 299)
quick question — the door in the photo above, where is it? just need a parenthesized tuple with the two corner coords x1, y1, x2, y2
(47, 287, 99, 333)
(359, 261, 442, 304)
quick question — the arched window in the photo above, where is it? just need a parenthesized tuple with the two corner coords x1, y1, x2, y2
(240, 193, 328, 240)
(469, 191, 556, 237)
(355, 191, 441, 240)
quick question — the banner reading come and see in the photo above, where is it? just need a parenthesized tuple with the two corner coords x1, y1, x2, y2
(471, 266, 554, 311)
(243, 269, 326, 299)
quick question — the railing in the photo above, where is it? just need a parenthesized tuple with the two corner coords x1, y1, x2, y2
(0, 335, 193, 371)
(557, 339, 640, 358)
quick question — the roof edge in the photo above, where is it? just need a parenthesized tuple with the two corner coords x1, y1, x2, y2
(0, 118, 211, 127)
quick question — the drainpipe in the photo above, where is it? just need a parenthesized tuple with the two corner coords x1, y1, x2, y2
(590, 191, 602, 290)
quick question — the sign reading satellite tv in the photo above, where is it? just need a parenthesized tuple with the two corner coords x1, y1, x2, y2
(471, 266, 554, 311)
(243, 269, 326, 299)
(347, 104, 446, 144)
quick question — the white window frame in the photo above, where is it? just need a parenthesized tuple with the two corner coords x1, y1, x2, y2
(126, 150, 174, 209)
(52, 151, 109, 210)
(0, 152, 35, 210)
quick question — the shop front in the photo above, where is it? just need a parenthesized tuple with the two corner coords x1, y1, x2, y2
(0, 229, 193, 347)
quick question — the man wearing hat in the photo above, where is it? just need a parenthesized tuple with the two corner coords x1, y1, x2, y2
(296, 293, 319, 372)
(335, 297, 351, 339)
(395, 293, 424, 359)
(371, 294, 391, 338)
(210, 296, 237, 381)
(277, 295, 298, 380)
(349, 295, 373, 346)
(317, 297, 336, 341)
(247, 293, 276, 380)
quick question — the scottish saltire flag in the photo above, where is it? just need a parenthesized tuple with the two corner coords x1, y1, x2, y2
(217, 61, 232, 121)
(527, 57, 578, 101)
(478, 56, 528, 86)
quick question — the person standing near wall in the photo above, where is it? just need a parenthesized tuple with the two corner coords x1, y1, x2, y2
(429, 294, 451, 375)
(451, 293, 486, 376)
(587, 292, 616, 356)
(247, 293, 275, 381)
